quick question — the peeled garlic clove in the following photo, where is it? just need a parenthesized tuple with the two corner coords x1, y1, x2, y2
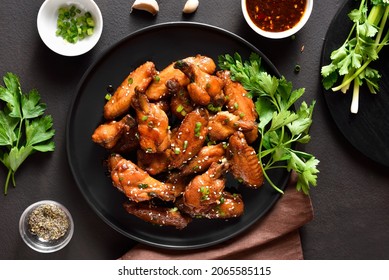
(131, 0, 159, 16)
(183, 0, 199, 14)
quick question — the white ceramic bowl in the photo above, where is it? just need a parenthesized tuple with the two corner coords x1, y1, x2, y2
(37, 0, 103, 56)
(241, 0, 313, 39)
(19, 200, 74, 253)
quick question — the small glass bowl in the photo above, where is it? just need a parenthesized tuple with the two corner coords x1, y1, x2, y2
(19, 200, 74, 253)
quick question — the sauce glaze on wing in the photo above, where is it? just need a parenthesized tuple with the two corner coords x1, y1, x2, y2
(145, 55, 217, 101)
(183, 161, 229, 212)
(217, 70, 259, 143)
(132, 89, 170, 153)
(123, 201, 192, 230)
(108, 154, 181, 202)
(228, 131, 264, 188)
(104, 61, 157, 120)
(169, 107, 209, 169)
(174, 60, 225, 106)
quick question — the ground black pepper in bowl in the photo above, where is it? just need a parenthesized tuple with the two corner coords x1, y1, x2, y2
(19, 200, 74, 253)
(28, 203, 70, 241)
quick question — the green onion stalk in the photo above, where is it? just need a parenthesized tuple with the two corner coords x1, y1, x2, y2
(332, 0, 389, 114)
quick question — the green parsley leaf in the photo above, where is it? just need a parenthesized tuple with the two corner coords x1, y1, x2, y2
(0, 73, 23, 119)
(0, 72, 55, 195)
(21, 89, 47, 119)
(0, 110, 18, 146)
(25, 116, 55, 149)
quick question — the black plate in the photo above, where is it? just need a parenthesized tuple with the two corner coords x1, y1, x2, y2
(66, 22, 289, 249)
(321, 0, 389, 167)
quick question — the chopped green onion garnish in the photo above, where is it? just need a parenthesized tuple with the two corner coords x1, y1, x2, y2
(194, 122, 202, 137)
(176, 104, 184, 113)
(138, 183, 148, 189)
(56, 5, 95, 44)
(207, 103, 222, 112)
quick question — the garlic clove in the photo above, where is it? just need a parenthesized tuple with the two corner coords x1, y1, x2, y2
(131, 0, 159, 16)
(183, 0, 199, 14)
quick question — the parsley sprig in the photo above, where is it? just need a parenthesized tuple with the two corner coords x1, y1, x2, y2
(218, 53, 319, 194)
(0, 73, 55, 195)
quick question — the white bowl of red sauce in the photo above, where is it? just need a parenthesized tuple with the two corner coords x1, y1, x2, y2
(242, 0, 313, 39)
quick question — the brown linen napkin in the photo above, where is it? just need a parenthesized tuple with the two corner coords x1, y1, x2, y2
(119, 172, 313, 260)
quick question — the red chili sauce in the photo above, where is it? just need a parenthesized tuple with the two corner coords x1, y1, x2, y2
(246, 0, 307, 32)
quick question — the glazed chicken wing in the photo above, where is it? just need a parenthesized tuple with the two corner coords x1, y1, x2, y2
(180, 143, 226, 176)
(228, 131, 264, 188)
(108, 154, 180, 202)
(132, 90, 170, 153)
(177, 191, 244, 219)
(92, 116, 128, 150)
(183, 161, 229, 213)
(218, 70, 258, 143)
(169, 107, 209, 169)
(92, 114, 139, 153)
(174, 60, 225, 106)
(145, 55, 217, 101)
(104, 61, 157, 120)
(145, 62, 189, 101)
(185, 54, 217, 74)
(207, 111, 257, 142)
(123, 201, 191, 229)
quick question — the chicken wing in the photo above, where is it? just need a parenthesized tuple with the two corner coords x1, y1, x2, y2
(123, 201, 192, 229)
(227, 131, 264, 188)
(183, 161, 229, 213)
(132, 89, 170, 153)
(180, 143, 226, 176)
(91, 114, 138, 152)
(217, 70, 258, 143)
(104, 61, 157, 120)
(168, 107, 209, 169)
(145, 55, 217, 101)
(145, 62, 189, 101)
(91, 117, 127, 150)
(107, 154, 180, 202)
(174, 60, 225, 106)
(207, 111, 257, 142)
(177, 191, 244, 219)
